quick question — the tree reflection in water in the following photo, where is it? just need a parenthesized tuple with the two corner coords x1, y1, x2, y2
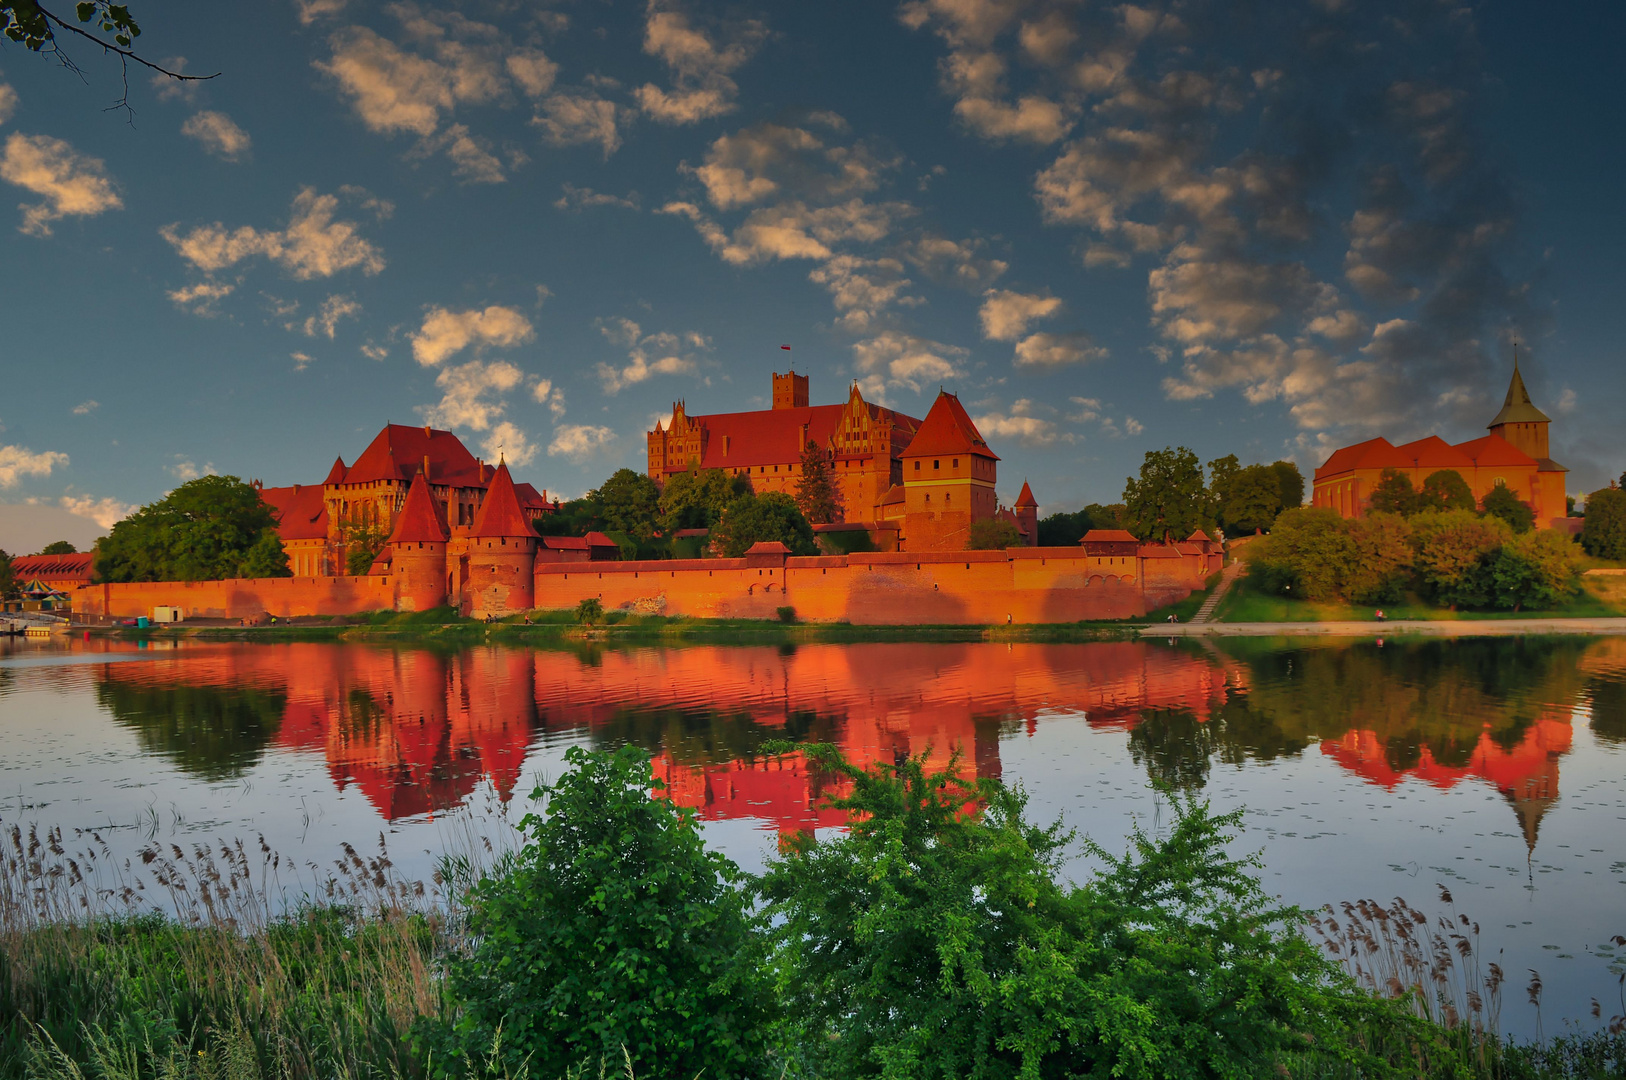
(97, 680, 287, 783)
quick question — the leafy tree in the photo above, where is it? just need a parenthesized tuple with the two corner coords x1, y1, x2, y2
(967, 517, 1021, 550)
(1480, 484, 1535, 533)
(341, 521, 386, 576)
(1250, 507, 1357, 601)
(447, 746, 773, 1079)
(0, 548, 14, 600)
(1416, 469, 1475, 512)
(1410, 510, 1510, 609)
(591, 469, 660, 543)
(94, 475, 289, 583)
(1, 2, 211, 98)
(574, 597, 603, 624)
(1581, 488, 1626, 560)
(537, 495, 603, 538)
(1084, 501, 1129, 531)
(1220, 465, 1284, 534)
(1367, 468, 1417, 515)
(1345, 512, 1414, 604)
(1491, 529, 1580, 611)
(38, 540, 76, 555)
(1037, 507, 1094, 546)
(1123, 446, 1208, 540)
(658, 466, 747, 533)
(1272, 459, 1305, 510)
(241, 529, 291, 578)
(759, 746, 1394, 1080)
(1205, 453, 1240, 524)
(793, 441, 843, 524)
(711, 491, 816, 557)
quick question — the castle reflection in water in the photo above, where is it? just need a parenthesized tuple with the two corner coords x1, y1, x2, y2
(94, 638, 1626, 849)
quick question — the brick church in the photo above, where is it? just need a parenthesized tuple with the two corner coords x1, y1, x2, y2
(1311, 359, 1570, 528)
(648, 371, 1037, 551)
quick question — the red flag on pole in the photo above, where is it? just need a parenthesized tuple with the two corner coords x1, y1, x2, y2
(780, 344, 791, 350)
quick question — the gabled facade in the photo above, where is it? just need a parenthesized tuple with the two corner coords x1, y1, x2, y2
(1311, 361, 1570, 528)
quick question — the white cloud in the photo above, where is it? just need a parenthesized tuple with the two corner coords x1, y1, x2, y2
(417, 122, 509, 183)
(505, 50, 558, 97)
(0, 444, 68, 487)
(533, 378, 566, 418)
(317, 23, 505, 137)
(168, 457, 218, 481)
(807, 254, 919, 331)
(360, 342, 388, 360)
(167, 280, 235, 315)
(954, 94, 1071, 144)
(295, 294, 361, 338)
(72, 400, 98, 415)
(851, 331, 967, 394)
(291, 351, 315, 371)
(420, 358, 523, 430)
(533, 91, 623, 158)
(0, 132, 122, 236)
(181, 111, 252, 161)
(634, 2, 765, 125)
(161, 187, 385, 280)
(979, 288, 1062, 341)
(554, 183, 639, 211)
(0, 83, 17, 125)
(1013, 331, 1106, 369)
(595, 318, 709, 394)
(295, 0, 348, 26)
(548, 423, 616, 462)
(410, 305, 534, 366)
(481, 421, 537, 467)
(58, 493, 133, 529)
(690, 121, 894, 211)
(974, 400, 1059, 445)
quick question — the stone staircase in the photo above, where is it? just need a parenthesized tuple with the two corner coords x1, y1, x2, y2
(1188, 560, 1245, 625)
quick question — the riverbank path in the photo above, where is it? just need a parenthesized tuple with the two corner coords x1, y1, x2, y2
(1144, 617, 1626, 637)
(1188, 561, 1246, 625)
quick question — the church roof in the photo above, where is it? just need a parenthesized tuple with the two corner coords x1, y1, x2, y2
(388, 470, 449, 544)
(470, 462, 535, 538)
(1391, 435, 1475, 471)
(902, 391, 998, 460)
(1014, 481, 1037, 507)
(1453, 434, 1538, 468)
(260, 483, 329, 541)
(323, 456, 348, 485)
(344, 424, 485, 487)
(1315, 437, 1412, 478)
(670, 401, 923, 470)
(1488, 362, 1551, 427)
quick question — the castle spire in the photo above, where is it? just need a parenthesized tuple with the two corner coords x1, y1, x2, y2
(1488, 350, 1550, 427)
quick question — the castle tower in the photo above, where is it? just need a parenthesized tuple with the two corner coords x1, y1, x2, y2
(1013, 481, 1039, 547)
(772, 369, 809, 410)
(899, 391, 1000, 551)
(388, 469, 449, 612)
(464, 460, 537, 618)
(1487, 354, 1551, 460)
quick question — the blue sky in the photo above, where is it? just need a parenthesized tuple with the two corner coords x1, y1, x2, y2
(1, 0, 1622, 552)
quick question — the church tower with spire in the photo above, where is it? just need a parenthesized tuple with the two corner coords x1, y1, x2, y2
(1487, 350, 1552, 461)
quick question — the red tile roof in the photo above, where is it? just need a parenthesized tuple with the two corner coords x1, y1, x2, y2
(1081, 529, 1138, 542)
(746, 541, 792, 554)
(9, 552, 94, 582)
(902, 391, 998, 460)
(388, 470, 449, 544)
(322, 456, 348, 485)
(1186, 529, 1213, 542)
(344, 424, 485, 486)
(260, 483, 329, 541)
(1138, 544, 1183, 559)
(677, 402, 922, 470)
(1392, 435, 1475, 471)
(1453, 434, 1538, 468)
(470, 462, 535, 538)
(1315, 437, 1411, 478)
(1014, 481, 1037, 507)
(542, 536, 588, 550)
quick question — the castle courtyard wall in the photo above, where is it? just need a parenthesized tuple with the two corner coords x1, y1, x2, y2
(76, 576, 396, 620)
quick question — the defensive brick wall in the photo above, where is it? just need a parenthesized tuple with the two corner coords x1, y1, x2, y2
(75, 576, 396, 620)
(535, 547, 1207, 624)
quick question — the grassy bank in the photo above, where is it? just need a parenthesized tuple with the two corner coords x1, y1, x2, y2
(1212, 568, 1626, 623)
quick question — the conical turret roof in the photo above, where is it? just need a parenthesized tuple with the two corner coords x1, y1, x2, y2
(903, 391, 998, 459)
(1014, 480, 1037, 507)
(1488, 360, 1550, 427)
(322, 456, 348, 485)
(471, 461, 536, 538)
(389, 469, 449, 544)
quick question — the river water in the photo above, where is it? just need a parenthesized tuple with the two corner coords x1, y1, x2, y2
(2, 633, 1623, 1036)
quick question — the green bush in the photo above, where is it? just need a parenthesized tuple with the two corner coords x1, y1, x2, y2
(1491, 529, 1580, 611)
(968, 517, 1022, 550)
(1582, 488, 1626, 560)
(759, 746, 1398, 1080)
(1482, 484, 1536, 533)
(1411, 510, 1511, 609)
(446, 746, 773, 1080)
(776, 605, 797, 623)
(574, 597, 603, 624)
